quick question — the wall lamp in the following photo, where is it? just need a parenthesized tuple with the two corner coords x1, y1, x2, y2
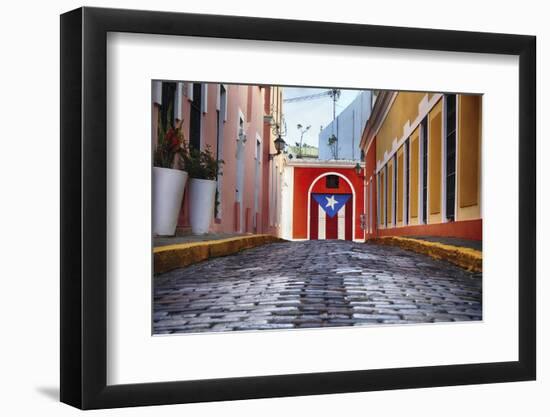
(269, 135, 286, 160)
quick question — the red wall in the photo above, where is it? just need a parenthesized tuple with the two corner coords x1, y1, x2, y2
(364, 138, 377, 240)
(377, 219, 482, 241)
(292, 167, 365, 240)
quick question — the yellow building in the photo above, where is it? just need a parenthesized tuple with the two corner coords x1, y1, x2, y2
(361, 91, 482, 240)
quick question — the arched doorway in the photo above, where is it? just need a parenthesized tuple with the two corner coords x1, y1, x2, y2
(307, 172, 356, 240)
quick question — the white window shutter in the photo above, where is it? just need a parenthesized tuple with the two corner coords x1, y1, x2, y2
(152, 81, 162, 105)
(216, 84, 221, 111)
(223, 85, 228, 121)
(187, 82, 193, 101)
(255, 133, 262, 160)
(174, 82, 183, 121)
(202, 84, 208, 113)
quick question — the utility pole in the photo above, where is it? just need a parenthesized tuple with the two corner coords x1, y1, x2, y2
(296, 123, 311, 158)
(284, 88, 341, 160)
(332, 89, 337, 121)
(329, 89, 341, 159)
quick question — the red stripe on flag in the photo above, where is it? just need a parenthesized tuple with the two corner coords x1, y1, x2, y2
(326, 211, 338, 239)
(310, 196, 318, 240)
(345, 197, 353, 240)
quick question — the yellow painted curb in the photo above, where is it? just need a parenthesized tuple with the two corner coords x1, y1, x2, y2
(372, 236, 482, 273)
(154, 234, 286, 274)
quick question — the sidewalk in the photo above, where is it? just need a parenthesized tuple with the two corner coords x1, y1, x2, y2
(154, 232, 245, 248)
(407, 236, 482, 252)
(370, 236, 482, 273)
(154, 233, 285, 274)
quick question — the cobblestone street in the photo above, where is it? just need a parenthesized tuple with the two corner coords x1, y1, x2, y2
(153, 240, 482, 334)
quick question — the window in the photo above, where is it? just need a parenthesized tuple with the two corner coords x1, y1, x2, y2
(159, 82, 176, 129)
(215, 86, 225, 160)
(270, 162, 276, 226)
(393, 156, 397, 226)
(409, 132, 419, 220)
(326, 175, 339, 189)
(189, 83, 202, 150)
(254, 135, 262, 228)
(215, 85, 226, 220)
(404, 139, 410, 224)
(387, 160, 394, 227)
(275, 166, 283, 225)
(369, 179, 374, 233)
(428, 102, 443, 217)
(421, 117, 428, 223)
(376, 174, 381, 227)
(445, 95, 457, 221)
(378, 171, 385, 227)
(385, 165, 388, 228)
(235, 116, 245, 205)
(457, 95, 481, 210)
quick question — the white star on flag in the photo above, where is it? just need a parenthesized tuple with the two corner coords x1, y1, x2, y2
(325, 195, 337, 210)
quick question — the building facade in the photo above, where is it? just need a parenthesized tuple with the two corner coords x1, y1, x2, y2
(363, 119, 378, 240)
(361, 91, 482, 240)
(152, 81, 284, 235)
(280, 160, 366, 242)
(360, 91, 482, 241)
(263, 85, 285, 237)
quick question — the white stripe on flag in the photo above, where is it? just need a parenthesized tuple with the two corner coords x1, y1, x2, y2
(318, 207, 326, 240)
(337, 206, 346, 240)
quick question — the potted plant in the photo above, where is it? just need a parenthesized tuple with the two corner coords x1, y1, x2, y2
(152, 119, 188, 236)
(184, 145, 223, 235)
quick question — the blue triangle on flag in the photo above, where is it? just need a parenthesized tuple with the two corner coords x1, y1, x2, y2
(312, 194, 351, 218)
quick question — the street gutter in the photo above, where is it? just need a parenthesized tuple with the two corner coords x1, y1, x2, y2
(154, 234, 286, 274)
(371, 236, 482, 273)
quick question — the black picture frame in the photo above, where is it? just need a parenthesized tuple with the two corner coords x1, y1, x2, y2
(60, 6, 536, 410)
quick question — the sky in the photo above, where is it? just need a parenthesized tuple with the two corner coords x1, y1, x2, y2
(281, 87, 362, 148)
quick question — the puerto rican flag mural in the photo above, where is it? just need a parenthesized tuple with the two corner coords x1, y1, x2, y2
(310, 193, 353, 240)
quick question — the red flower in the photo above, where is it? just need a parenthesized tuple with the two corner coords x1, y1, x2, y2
(165, 128, 175, 143)
(169, 136, 180, 152)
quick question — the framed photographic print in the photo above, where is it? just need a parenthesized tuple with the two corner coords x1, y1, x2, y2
(60, 6, 536, 410)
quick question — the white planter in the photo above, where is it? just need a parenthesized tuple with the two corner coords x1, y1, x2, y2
(152, 167, 188, 236)
(189, 178, 217, 235)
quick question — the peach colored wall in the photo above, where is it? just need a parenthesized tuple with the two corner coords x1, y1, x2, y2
(261, 111, 272, 234)
(263, 86, 284, 238)
(223, 84, 265, 234)
(150, 82, 273, 235)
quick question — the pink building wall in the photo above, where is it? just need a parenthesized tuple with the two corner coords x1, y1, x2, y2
(153, 81, 276, 235)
